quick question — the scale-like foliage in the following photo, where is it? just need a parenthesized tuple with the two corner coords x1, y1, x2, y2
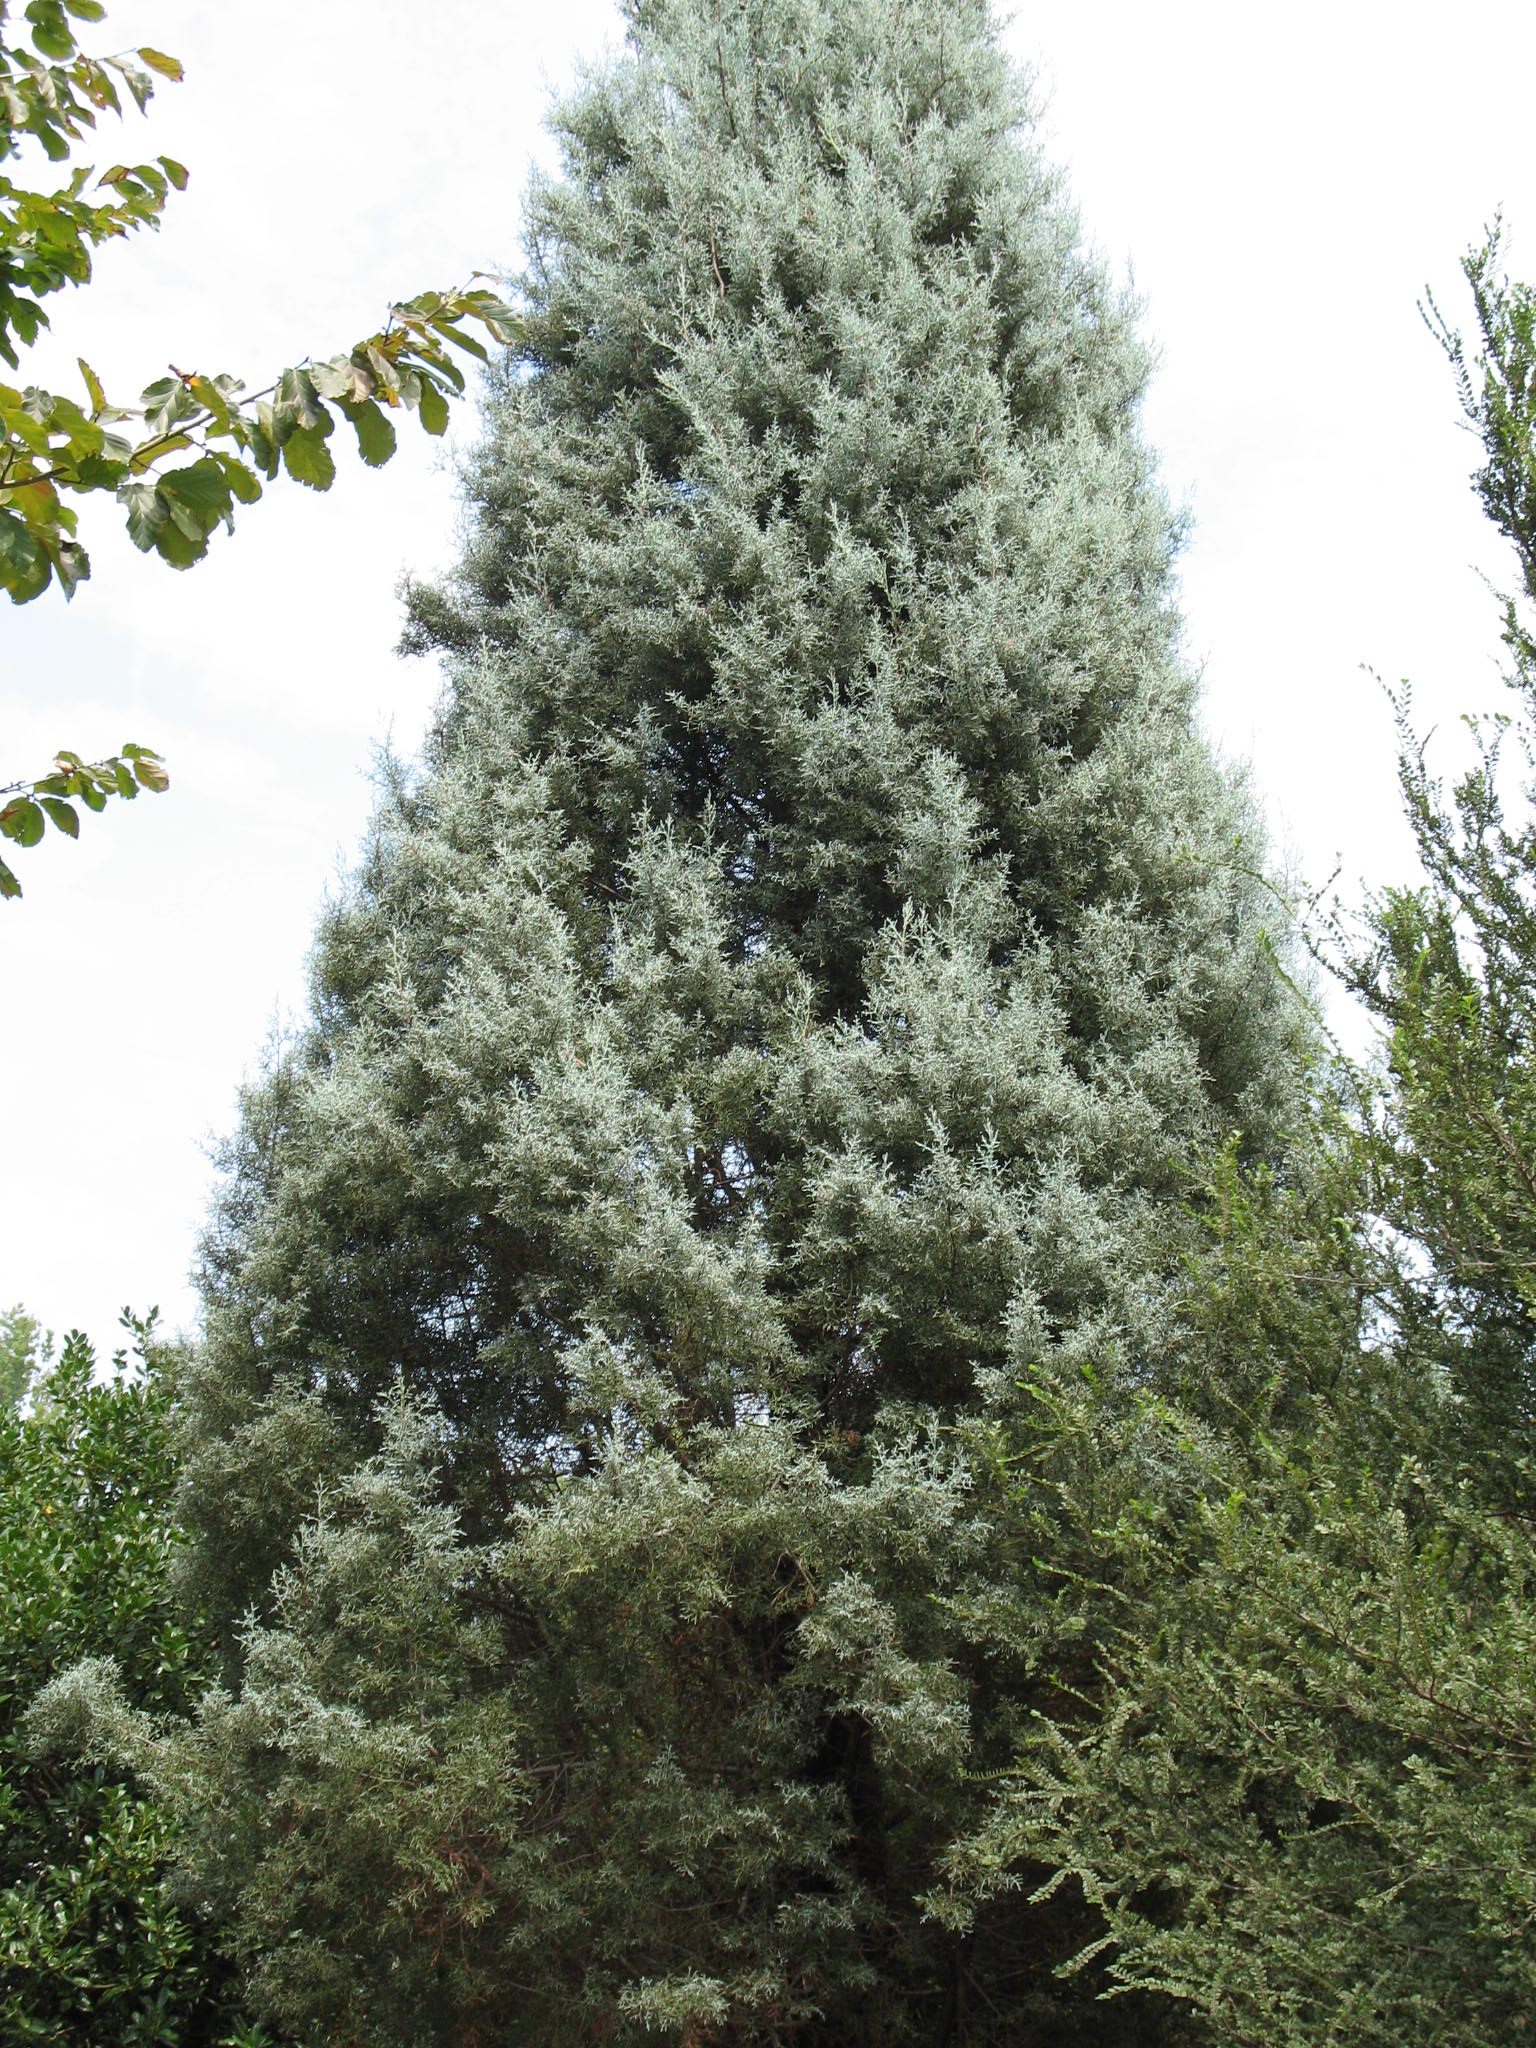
(139, 2, 1302, 2039)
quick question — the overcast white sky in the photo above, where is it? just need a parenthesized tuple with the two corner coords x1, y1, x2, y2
(3, 2, 1534, 1358)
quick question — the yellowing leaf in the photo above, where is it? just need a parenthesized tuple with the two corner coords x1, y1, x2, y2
(77, 358, 106, 413)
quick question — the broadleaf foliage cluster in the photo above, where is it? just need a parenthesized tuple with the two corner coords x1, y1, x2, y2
(0, 0, 519, 897)
(0, 740, 165, 897)
(0, 0, 522, 606)
(1, 1319, 267, 2045)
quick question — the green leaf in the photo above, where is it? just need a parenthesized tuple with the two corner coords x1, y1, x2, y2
(282, 423, 336, 491)
(188, 374, 231, 434)
(246, 419, 278, 478)
(310, 355, 371, 404)
(0, 509, 51, 604)
(136, 46, 183, 80)
(0, 856, 19, 901)
(152, 516, 208, 569)
(141, 376, 196, 441)
(158, 155, 189, 192)
(28, 17, 76, 60)
(1, 799, 46, 848)
(116, 60, 154, 115)
(275, 365, 328, 433)
(50, 535, 87, 599)
(431, 320, 488, 365)
(364, 343, 402, 398)
(72, 454, 127, 490)
(158, 458, 233, 541)
(339, 396, 397, 468)
(38, 797, 78, 837)
(417, 379, 450, 437)
(118, 481, 166, 554)
(223, 459, 263, 506)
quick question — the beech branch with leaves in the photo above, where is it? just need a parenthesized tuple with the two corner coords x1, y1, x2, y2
(0, 0, 522, 896)
(4, 280, 522, 602)
(0, 0, 522, 603)
(0, 743, 164, 897)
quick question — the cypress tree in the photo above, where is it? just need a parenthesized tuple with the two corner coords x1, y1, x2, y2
(165, 1, 1301, 2038)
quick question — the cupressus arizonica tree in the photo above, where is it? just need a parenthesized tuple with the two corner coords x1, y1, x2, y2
(50, 1, 1307, 2040)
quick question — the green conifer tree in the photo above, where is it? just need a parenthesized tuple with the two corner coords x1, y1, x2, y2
(147, 2, 1301, 2038)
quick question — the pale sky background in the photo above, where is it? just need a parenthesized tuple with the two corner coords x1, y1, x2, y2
(3, 1, 1533, 1358)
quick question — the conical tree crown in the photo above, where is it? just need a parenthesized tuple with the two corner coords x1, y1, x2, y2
(412, 0, 1223, 1013)
(178, 3, 1300, 2041)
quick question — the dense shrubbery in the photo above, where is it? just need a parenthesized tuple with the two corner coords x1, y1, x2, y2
(0, 1320, 264, 2045)
(951, 1135, 1536, 2045)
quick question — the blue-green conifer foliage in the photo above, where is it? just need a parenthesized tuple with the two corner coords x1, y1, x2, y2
(156, 1, 1301, 2039)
